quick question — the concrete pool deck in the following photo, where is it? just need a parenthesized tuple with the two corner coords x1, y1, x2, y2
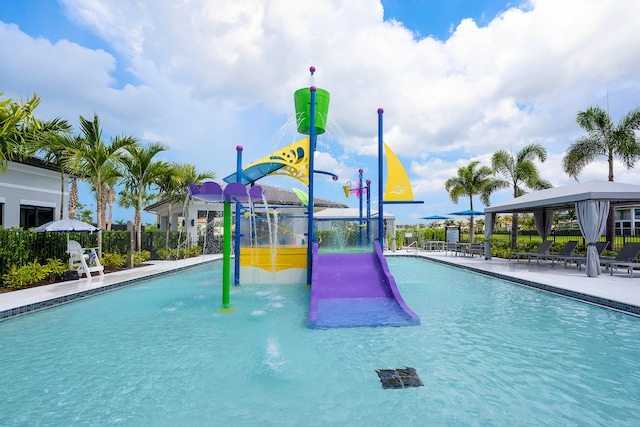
(389, 250, 640, 316)
(1, 250, 639, 321)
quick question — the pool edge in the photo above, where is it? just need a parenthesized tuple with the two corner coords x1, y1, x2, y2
(0, 259, 221, 322)
(404, 254, 640, 317)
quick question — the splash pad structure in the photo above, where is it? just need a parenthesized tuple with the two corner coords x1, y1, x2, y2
(188, 67, 420, 327)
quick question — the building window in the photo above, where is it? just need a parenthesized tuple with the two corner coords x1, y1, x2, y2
(20, 205, 54, 230)
(0, 203, 3, 227)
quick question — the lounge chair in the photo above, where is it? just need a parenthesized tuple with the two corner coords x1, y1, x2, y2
(561, 241, 609, 270)
(600, 242, 640, 277)
(67, 240, 104, 279)
(509, 240, 553, 263)
(529, 240, 579, 265)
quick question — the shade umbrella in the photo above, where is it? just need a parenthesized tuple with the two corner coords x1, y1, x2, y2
(33, 219, 100, 233)
(421, 215, 449, 239)
(32, 219, 100, 244)
(449, 209, 484, 216)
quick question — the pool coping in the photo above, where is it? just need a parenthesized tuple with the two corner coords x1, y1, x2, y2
(0, 256, 222, 322)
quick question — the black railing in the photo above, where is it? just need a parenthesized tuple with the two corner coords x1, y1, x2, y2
(0, 229, 223, 279)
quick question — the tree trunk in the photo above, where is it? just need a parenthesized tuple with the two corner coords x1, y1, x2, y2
(606, 205, 616, 251)
(106, 186, 114, 231)
(96, 179, 105, 258)
(59, 170, 65, 220)
(510, 213, 519, 249)
(135, 208, 141, 252)
(136, 192, 142, 251)
(68, 179, 78, 219)
(165, 202, 172, 255)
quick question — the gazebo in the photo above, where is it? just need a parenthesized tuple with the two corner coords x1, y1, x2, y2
(483, 180, 640, 277)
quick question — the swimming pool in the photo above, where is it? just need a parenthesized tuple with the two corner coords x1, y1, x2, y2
(1, 257, 639, 425)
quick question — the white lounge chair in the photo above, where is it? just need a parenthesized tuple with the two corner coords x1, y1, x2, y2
(67, 240, 104, 279)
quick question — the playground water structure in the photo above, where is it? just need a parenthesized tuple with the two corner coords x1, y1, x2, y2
(1, 257, 638, 425)
(188, 66, 421, 327)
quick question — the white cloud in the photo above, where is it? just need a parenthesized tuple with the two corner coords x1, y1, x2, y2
(2, 0, 639, 222)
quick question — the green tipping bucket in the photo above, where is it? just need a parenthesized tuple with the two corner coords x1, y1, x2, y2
(294, 87, 330, 135)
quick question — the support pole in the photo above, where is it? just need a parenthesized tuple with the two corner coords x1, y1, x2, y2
(222, 201, 232, 309)
(377, 108, 384, 246)
(234, 146, 243, 286)
(306, 85, 317, 285)
(358, 168, 363, 247)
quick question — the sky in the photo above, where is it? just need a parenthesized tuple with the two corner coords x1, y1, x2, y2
(1, 0, 639, 225)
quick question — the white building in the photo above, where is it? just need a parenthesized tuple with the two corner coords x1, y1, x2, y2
(616, 207, 640, 236)
(0, 158, 70, 229)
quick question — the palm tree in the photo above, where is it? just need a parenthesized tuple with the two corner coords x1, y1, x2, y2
(118, 187, 156, 247)
(172, 163, 216, 249)
(31, 121, 75, 219)
(119, 142, 170, 250)
(155, 163, 183, 255)
(445, 160, 506, 243)
(101, 165, 123, 231)
(491, 143, 552, 249)
(66, 114, 138, 256)
(562, 105, 640, 247)
(0, 93, 41, 171)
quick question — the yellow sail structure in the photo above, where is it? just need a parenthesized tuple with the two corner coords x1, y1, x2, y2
(383, 142, 415, 201)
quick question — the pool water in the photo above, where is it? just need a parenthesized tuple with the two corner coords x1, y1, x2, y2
(1, 257, 639, 426)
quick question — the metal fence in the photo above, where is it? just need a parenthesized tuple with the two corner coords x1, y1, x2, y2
(395, 227, 640, 252)
(0, 229, 223, 278)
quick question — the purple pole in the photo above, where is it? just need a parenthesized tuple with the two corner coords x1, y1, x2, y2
(377, 108, 384, 246)
(234, 145, 242, 286)
(358, 168, 363, 247)
(366, 179, 371, 246)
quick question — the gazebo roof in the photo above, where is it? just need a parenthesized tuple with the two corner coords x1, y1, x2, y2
(485, 180, 640, 214)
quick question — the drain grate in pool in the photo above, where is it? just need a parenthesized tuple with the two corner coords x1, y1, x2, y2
(375, 366, 424, 389)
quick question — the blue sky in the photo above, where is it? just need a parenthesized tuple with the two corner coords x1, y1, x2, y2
(1, 0, 639, 225)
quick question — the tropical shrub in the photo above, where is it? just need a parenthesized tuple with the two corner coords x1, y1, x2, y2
(489, 239, 511, 258)
(101, 252, 126, 269)
(134, 250, 151, 266)
(43, 258, 67, 282)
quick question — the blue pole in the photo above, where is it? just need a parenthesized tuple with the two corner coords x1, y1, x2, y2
(358, 168, 363, 247)
(377, 108, 384, 246)
(306, 84, 316, 285)
(234, 145, 243, 286)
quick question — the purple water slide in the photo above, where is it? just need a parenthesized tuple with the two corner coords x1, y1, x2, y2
(308, 242, 420, 328)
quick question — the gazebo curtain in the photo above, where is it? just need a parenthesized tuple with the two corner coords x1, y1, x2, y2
(484, 212, 496, 259)
(533, 210, 553, 240)
(576, 200, 609, 277)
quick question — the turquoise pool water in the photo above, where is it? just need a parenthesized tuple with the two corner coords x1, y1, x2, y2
(1, 257, 639, 426)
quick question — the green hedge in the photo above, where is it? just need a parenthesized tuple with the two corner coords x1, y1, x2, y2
(0, 229, 221, 285)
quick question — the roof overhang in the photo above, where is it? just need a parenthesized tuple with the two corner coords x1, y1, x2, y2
(485, 180, 640, 214)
